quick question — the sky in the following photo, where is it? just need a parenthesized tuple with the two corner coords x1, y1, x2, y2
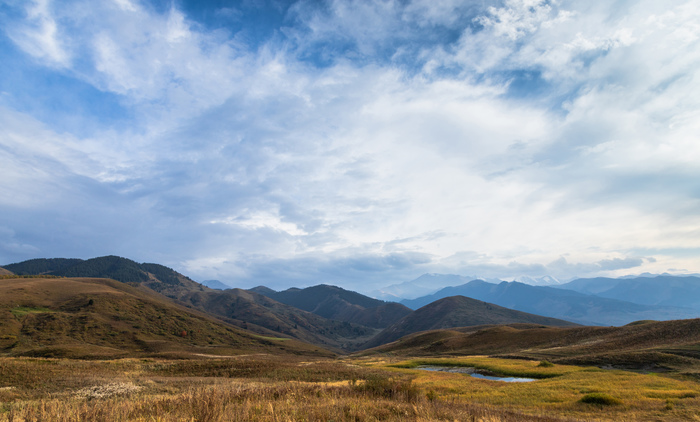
(1, 0, 699, 292)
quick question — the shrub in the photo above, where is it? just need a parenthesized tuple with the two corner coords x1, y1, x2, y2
(579, 393, 622, 406)
(353, 375, 421, 402)
(537, 360, 554, 368)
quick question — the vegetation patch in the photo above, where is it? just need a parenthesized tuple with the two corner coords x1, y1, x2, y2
(579, 392, 623, 406)
(10, 306, 53, 319)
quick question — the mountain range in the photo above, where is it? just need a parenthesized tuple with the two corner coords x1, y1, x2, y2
(3, 256, 700, 358)
(401, 279, 699, 326)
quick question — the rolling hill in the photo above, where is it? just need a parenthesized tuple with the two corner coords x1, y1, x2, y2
(402, 280, 699, 325)
(254, 284, 412, 329)
(0, 277, 329, 359)
(177, 288, 381, 352)
(363, 295, 578, 349)
(3, 256, 383, 352)
(363, 318, 700, 371)
(0, 266, 13, 276)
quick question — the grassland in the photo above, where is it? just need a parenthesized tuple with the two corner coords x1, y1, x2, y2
(1, 354, 699, 421)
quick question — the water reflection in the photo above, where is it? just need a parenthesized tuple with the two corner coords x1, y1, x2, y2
(417, 366, 536, 383)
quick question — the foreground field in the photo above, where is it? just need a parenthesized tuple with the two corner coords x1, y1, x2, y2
(1, 355, 700, 421)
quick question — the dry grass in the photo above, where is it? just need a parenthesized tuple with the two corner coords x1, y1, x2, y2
(1, 355, 700, 421)
(0, 356, 572, 422)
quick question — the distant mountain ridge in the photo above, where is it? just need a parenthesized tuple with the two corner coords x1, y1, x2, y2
(556, 276, 700, 310)
(201, 279, 232, 290)
(402, 280, 700, 326)
(363, 295, 578, 349)
(251, 284, 412, 329)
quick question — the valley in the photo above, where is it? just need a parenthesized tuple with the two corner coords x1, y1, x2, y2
(2, 256, 700, 420)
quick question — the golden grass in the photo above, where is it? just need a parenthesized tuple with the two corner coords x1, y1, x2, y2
(373, 356, 700, 421)
(1, 355, 699, 421)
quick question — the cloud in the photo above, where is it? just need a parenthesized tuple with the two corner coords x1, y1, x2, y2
(1, 0, 699, 288)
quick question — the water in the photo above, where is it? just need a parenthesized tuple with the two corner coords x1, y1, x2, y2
(417, 366, 536, 383)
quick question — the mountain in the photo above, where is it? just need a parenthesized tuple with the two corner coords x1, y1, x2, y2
(370, 273, 482, 301)
(2, 257, 379, 352)
(4, 255, 205, 298)
(0, 266, 13, 276)
(178, 288, 380, 353)
(558, 276, 700, 310)
(0, 277, 328, 359)
(254, 284, 413, 329)
(512, 275, 562, 286)
(362, 318, 700, 371)
(363, 295, 578, 349)
(200, 279, 232, 290)
(402, 280, 700, 326)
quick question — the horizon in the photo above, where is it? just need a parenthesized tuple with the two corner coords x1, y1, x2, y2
(1, 0, 699, 292)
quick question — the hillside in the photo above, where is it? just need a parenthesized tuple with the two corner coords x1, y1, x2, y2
(0, 266, 13, 276)
(2, 257, 381, 352)
(558, 276, 700, 310)
(364, 318, 700, 371)
(363, 295, 577, 349)
(4, 256, 205, 298)
(402, 280, 699, 325)
(0, 277, 329, 358)
(254, 284, 413, 329)
(178, 288, 380, 352)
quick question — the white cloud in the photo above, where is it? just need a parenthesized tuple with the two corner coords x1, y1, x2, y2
(5, 0, 70, 67)
(1, 0, 700, 285)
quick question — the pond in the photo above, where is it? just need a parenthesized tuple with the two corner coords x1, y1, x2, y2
(417, 366, 536, 383)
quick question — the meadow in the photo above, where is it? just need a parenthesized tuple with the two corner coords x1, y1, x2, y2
(1, 354, 699, 421)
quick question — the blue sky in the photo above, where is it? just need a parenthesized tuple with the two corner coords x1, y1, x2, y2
(1, 0, 699, 292)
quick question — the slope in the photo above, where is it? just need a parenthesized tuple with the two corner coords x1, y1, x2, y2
(0, 266, 13, 276)
(402, 280, 699, 325)
(255, 284, 413, 329)
(363, 318, 700, 371)
(178, 288, 380, 352)
(558, 276, 700, 310)
(0, 277, 329, 358)
(363, 295, 578, 349)
(3, 257, 380, 352)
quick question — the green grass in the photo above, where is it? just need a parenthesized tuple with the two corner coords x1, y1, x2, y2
(579, 392, 622, 406)
(10, 307, 53, 319)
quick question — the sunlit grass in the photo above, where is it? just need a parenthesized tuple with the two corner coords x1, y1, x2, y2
(1, 355, 699, 421)
(373, 356, 700, 420)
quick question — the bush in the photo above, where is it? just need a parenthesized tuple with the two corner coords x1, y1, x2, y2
(579, 393, 622, 406)
(353, 375, 421, 402)
(537, 360, 554, 368)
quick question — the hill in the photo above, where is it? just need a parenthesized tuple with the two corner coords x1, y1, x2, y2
(0, 277, 329, 359)
(177, 288, 381, 353)
(363, 318, 700, 371)
(0, 266, 13, 276)
(4, 256, 205, 298)
(363, 295, 577, 349)
(557, 275, 700, 310)
(2, 257, 381, 352)
(256, 284, 413, 329)
(402, 280, 699, 325)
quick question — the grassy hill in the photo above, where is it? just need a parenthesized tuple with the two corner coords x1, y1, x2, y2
(256, 284, 412, 329)
(402, 280, 699, 325)
(178, 288, 381, 353)
(0, 266, 13, 276)
(4, 256, 206, 298)
(3, 257, 382, 353)
(0, 277, 329, 358)
(363, 295, 578, 349)
(363, 318, 700, 371)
